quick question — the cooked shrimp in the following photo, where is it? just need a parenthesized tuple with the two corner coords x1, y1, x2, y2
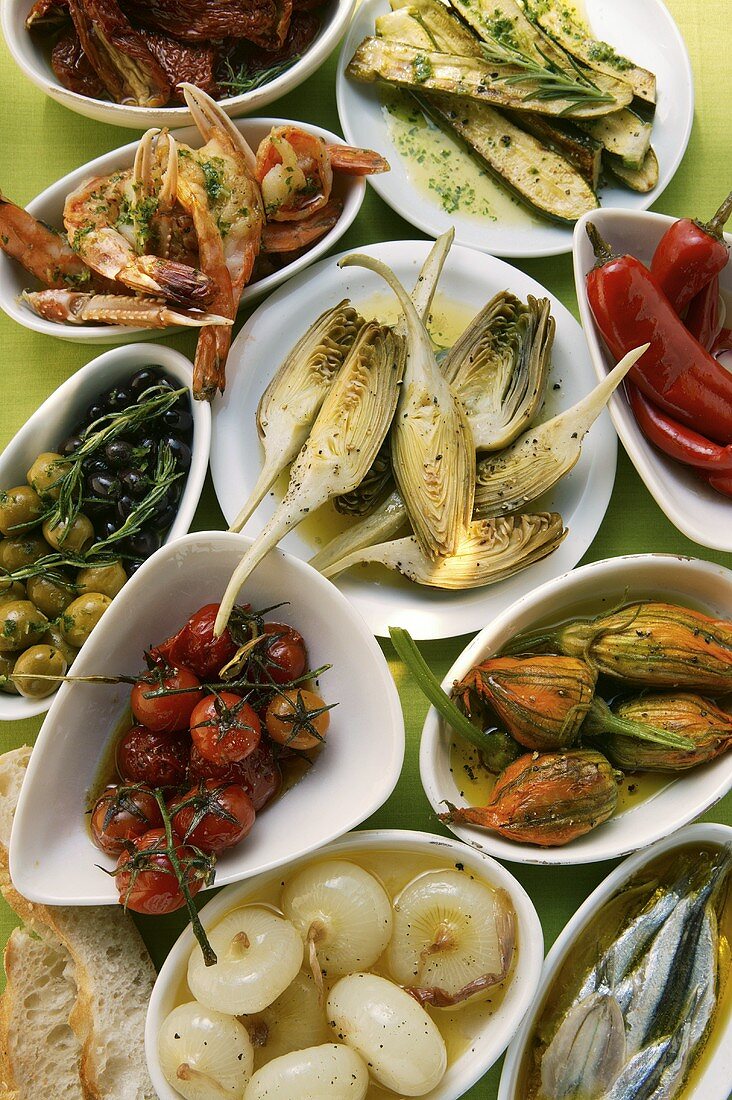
(21, 289, 232, 328)
(174, 83, 265, 399)
(130, 128, 198, 268)
(326, 145, 390, 175)
(63, 153, 214, 308)
(255, 126, 333, 222)
(261, 199, 343, 253)
(0, 191, 104, 291)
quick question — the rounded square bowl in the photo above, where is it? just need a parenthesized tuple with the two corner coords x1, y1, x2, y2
(9, 531, 405, 903)
(420, 553, 732, 865)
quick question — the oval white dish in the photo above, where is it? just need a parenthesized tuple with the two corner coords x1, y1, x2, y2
(146, 827, 544, 1100)
(9, 531, 405, 904)
(211, 237, 618, 639)
(498, 821, 732, 1100)
(2, 0, 357, 129)
(0, 341, 210, 722)
(573, 206, 732, 552)
(0, 118, 365, 344)
(336, 0, 693, 258)
(420, 553, 732, 864)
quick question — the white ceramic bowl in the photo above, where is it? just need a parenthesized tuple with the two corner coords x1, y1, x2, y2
(0, 342, 210, 722)
(211, 238, 619, 640)
(573, 207, 732, 552)
(498, 821, 732, 1100)
(9, 531, 404, 904)
(337, 0, 694, 258)
(146, 828, 544, 1100)
(420, 553, 732, 865)
(0, 118, 366, 344)
(2, 0, 356, 128)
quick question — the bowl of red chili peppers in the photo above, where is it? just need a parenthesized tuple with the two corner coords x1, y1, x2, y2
(573, 197, 732, 552)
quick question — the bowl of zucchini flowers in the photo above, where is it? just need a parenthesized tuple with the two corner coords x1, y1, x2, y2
(416, 552, 732, 864)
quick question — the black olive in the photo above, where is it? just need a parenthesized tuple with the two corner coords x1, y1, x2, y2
(128, 368, 162, 396)
(105, 440, 136, 469)
(161, 436, 191, 470)
(126, 559, 145, 576)
(119, 468, 148, 498)
(116, 494, 136, 521)
(85, 457, 110, 477)
(150, 505, 177, 534)
(98, 518, 119, 540)
(59, 434, 84, 457)
(126, 529, 161, 559)
(86, 401, 107, 423)
(136, 435, 158, 462)
(88, 474, 121, 501)
(163, 407, 193, 433)
(103, 386, 132, 412)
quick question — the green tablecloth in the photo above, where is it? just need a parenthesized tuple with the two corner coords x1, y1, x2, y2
(0, 3, 730, 1095)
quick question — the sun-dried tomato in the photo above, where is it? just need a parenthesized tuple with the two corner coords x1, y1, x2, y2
(68, 0, 171, 106)
(51, 26, 107, 98)
(140, 30, 220, 101)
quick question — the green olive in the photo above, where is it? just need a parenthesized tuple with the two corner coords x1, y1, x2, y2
(26, 452, 71, 501)
(42, 626, 79, 667)
(26, 574, 76, 618)
(0, 534, 49, 572)
(60, 592, 111, 648)
(0, 654, 18, 695)
(0, 600, 49, 653)
(42, 514, 95, 554)
(75, 562, 127, 600)
(0, 486, 44, 536)
(11, 644, 67, 699)
(0, 579, 26, 605)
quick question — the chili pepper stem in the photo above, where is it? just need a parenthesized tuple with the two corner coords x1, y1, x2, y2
(585, 222, 615, 268)
(153, 789, 217, 967)
(583, 696, 695, 750)
(704, 190, 732, 238)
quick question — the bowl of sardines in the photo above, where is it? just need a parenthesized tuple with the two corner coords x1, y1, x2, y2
(499, 822, 732, 1100)
(2, 0, 358, 128)
(336, 0, 693, 257)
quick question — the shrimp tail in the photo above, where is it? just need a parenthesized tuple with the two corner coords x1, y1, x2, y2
(326, 145, 390, 175)
(21, 289, 232, 329)
(120, 254, 216, 307)
(261, 200, 342, 254)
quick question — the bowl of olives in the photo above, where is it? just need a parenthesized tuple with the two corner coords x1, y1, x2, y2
(0, 342, 210, 720)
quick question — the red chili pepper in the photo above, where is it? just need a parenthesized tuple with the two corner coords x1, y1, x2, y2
(585, 223, 732, 445)
(685, 276, 721, 350)
(706, 470, 732, 498)
(627, 382, 732, 472)
(650, 191, 732, 313)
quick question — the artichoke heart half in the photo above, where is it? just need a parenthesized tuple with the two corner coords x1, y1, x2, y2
(230, 300, 364, 532)
(215, 322, 406, 634)
(320, 512, 566, 589)
(340, 238, 475, 560)
(474, 343, 648, 517)
(444, 291, 554, 451)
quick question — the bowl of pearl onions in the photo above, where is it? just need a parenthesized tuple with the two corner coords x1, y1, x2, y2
(146, 828, 543, 1100)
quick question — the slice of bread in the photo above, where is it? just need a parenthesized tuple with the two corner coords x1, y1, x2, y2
(0, 926, 83, 1100)
(0, 746, 157, 1100)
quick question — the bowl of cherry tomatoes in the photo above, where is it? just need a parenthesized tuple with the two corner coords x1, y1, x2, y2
(9, 531, 404, 908)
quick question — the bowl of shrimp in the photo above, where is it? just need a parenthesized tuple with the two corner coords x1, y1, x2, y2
(0, 85, 386, 400)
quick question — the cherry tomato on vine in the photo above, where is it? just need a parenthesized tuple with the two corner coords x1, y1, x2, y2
(170, 779, 255, 853)
(265, 688, 331, 750)
(189, 691, 261, 766)
(187, 742, 282, 812)
(116, 726, 190, 788)
(114, 828, 204, 915)
(130, 666, 203, 731)
(90, 783, 162, 855)
(154, 604, 238, 681)
(259, 622, 307, 684)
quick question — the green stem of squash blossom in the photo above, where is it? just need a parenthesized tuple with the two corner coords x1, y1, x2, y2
(389, 625, 508, 753)
(583, 697, 695, 751)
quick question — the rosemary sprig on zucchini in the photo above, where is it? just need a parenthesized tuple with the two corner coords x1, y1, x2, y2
(478, 37, 615, 113)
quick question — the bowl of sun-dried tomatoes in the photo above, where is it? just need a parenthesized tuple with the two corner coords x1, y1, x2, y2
(3, 0, 357, 128)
